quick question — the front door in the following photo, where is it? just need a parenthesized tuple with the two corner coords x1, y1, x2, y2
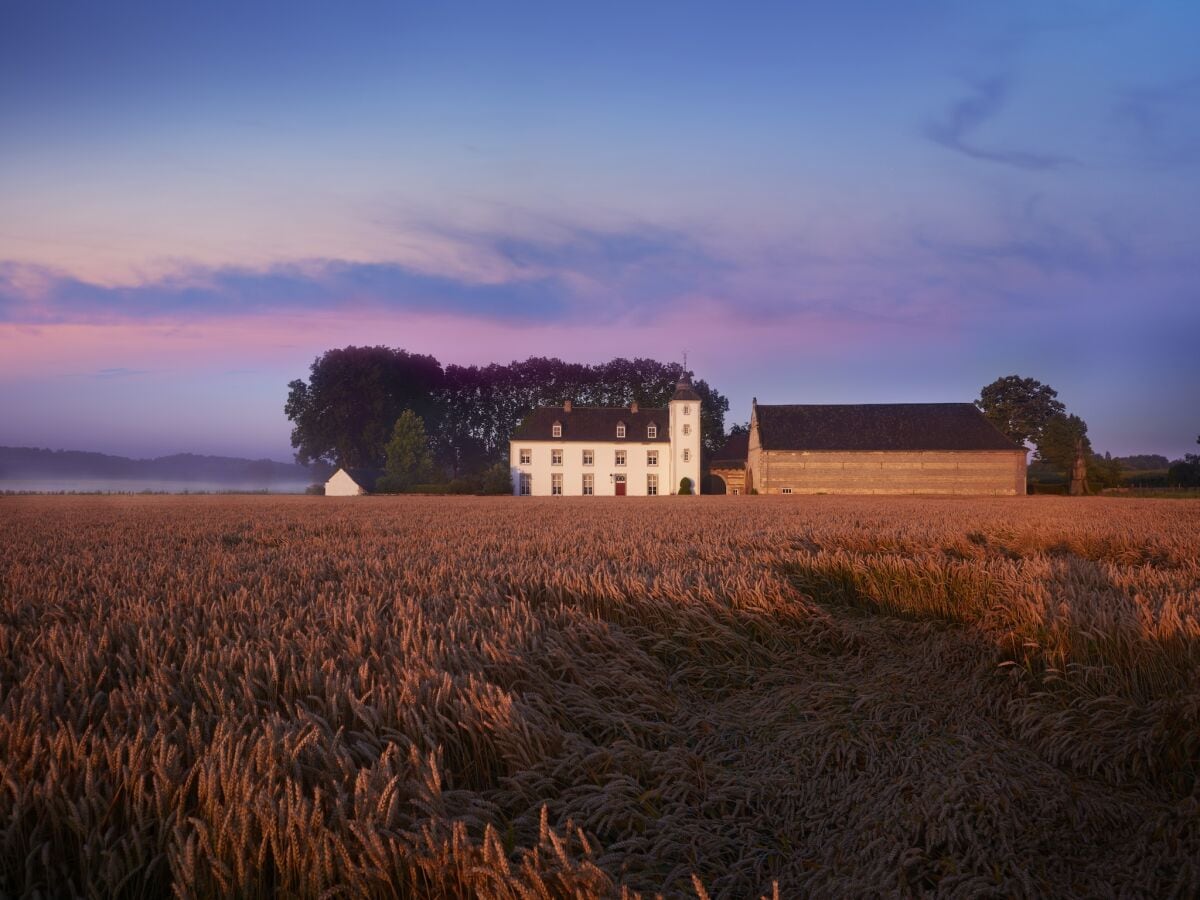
(614, 474, 626, 496)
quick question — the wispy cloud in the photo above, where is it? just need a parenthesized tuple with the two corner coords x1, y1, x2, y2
(0, 217, 731, 328)
(924, 76, 1079, 171)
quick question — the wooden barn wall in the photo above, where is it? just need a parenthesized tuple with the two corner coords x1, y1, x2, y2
(752, 450, 1026, 495)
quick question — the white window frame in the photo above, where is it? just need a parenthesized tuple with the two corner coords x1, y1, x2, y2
(582, 449, 594, 466)
(519, 448, 531, 466)
(519, 473, 532, 496)
(551, 473, 563, 496)
(552, 423, 562, 437)
(647, 474, 658, 496)
(647, 425, 657, 439)
(615, 449, 627, 467)
(551, 449, 563, 466)
(582, 473, 594, 495)
(616, 424, 626, 438)
(647, 450, 658, 467)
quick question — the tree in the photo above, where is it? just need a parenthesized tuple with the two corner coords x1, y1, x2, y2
(1088, 452, 1123, 491)
(479, 462, 514, 495)
(285, 346, 444, 468)
(1168, 434, 1200, 487)
(976, 376, 1065, 446)
(377, 411, 435, 493)
(1038, 413, 1092, 495)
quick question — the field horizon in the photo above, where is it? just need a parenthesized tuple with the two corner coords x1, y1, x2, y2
(2, 494, 1197, 897)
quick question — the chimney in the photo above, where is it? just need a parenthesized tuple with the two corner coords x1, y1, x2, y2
(563, 399, 572, 413)
(630, 400, 639, 414)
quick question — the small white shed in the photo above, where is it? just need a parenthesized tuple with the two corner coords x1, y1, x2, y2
(325, 468, 384, 496)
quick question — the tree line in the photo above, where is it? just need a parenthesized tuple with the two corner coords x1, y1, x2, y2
(285, 347, 730, 481)
(975, 375, 1199, 493)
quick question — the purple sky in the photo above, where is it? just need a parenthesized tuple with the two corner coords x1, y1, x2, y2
(1, 1, 1198, 460)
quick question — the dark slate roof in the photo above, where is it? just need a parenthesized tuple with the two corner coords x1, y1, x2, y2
(754, 404, 1025, 452)
(711, 433, 749, 468)
(341, 467, 386, 491)
(671, 377, 702, 402)
(512, 407, 670, 442)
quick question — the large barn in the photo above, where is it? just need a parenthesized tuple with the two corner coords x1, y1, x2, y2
(741, 400, 1027, 495)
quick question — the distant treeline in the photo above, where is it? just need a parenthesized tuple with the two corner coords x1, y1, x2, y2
(286, 349, 730, 472)
(0, 447, 326, 484)
(1113, 454, 1171, 471)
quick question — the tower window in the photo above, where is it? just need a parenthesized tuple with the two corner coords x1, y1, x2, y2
(683, 449, 691, 462)
(683, 424, 691, 435)
(684, 405, 691, 415)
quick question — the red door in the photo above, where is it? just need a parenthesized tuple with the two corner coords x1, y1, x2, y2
(615, 476, 626, 496)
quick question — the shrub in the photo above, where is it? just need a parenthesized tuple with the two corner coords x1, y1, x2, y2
(678, 477, 693, 495)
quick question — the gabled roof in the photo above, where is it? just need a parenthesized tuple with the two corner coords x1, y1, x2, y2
(753, 403, 1024, 453)
(712, 433, 749, 468)
(512, 407, 670, 442)
(338, 467, 385, 491)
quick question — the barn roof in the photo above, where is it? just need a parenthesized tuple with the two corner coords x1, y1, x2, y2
(753, 403, 1024, 453)
(711, 432, 749, 468)
(512, 407, 671, 442)
(338, 467, 385, 491)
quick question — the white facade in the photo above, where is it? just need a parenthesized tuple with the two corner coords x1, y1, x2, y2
(668, 394, 702, 495)
(509, 441, 674, 496)
(510, 386, 703, 497)
(325, 468, 368, 496)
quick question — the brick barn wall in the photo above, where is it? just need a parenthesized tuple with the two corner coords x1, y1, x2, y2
(754, 450, 1026, 496)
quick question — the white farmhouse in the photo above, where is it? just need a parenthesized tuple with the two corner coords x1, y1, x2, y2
(324, 467, 384, 496)
(509, 376, 703, 496)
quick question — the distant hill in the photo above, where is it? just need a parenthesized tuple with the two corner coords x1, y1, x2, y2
(0, 446, 330, 487)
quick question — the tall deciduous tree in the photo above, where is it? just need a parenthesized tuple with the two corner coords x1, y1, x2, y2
(1038, 413, 1092, 495)
(377, 411, 435, 492)
(976, 376, 1066, 446)
(287, 349, 731, 472)
(285, 347, 444, 467)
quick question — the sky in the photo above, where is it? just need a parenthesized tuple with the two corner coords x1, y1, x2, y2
(1, 0, 1198, 461)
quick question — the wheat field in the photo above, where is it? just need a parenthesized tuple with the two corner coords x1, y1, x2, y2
(1, 495, 1197, 898)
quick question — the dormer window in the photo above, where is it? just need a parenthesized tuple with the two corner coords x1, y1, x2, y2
(552, 422, 562, 438)
(647, 425, 657, 439)
(616, 423, 626, 438)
